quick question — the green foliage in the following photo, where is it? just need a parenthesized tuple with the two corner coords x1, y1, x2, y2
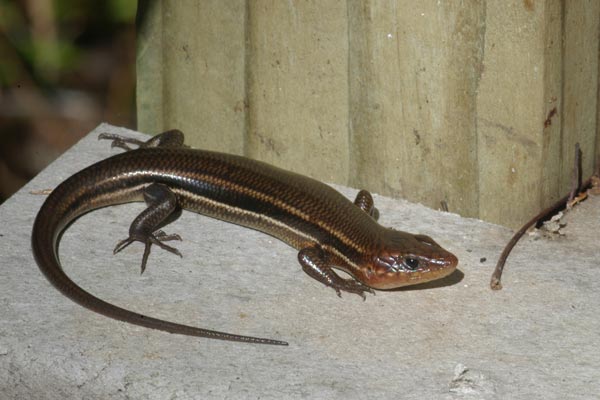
(0, 0, 136, 87)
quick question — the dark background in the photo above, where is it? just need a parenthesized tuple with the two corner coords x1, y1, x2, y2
(0, 0, 137, 203)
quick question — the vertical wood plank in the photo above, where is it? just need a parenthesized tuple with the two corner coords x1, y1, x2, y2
(136, 0, 164, 133)
(348, 1, 484, 217)
(246, 1, 349, 182)
(476, 1, 551, 227)
(562, 0, 600, 190)
(540, 0, 563, 206)
(160, 0, 247, 153)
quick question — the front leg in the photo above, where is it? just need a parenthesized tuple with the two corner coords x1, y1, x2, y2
(353, 190, 379, 221)
(98, 129, 186, 151)
(298, 247, 374, 299)
(113, 183, 183, 273)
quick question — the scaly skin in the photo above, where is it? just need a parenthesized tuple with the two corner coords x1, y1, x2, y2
(32, 130, 458, 345)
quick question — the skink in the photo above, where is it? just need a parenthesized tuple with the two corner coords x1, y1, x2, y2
(32, 130, 458, 345)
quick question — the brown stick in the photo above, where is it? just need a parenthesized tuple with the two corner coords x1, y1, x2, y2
(491, 143, 587, 290)
(568, 143, 582, 205)
(490, 176, 593, 290)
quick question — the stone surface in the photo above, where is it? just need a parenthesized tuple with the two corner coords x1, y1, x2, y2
(1, 124, 598, 399)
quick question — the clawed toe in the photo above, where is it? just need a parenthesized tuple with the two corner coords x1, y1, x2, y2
(113, 237, 135, 254)
(98, 132, 146, 151)
(331, 279, 374, 300)
(154, 230, 182, 242)
(112, 230, 183, 274)
(150, 236, 182, 258)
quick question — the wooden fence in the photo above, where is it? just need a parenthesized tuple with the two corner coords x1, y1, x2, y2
(137, 1, 600, 228)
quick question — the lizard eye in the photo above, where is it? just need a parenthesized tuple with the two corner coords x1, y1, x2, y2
(403, 257, 420, 271)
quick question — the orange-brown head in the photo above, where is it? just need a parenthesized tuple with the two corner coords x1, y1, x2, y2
(355, 229, 458, 290)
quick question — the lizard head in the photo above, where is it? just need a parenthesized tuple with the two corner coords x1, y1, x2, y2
(356, 230, 458, 290)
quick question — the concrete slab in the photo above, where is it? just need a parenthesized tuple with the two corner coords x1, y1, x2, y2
(1, 124, 598, 399)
